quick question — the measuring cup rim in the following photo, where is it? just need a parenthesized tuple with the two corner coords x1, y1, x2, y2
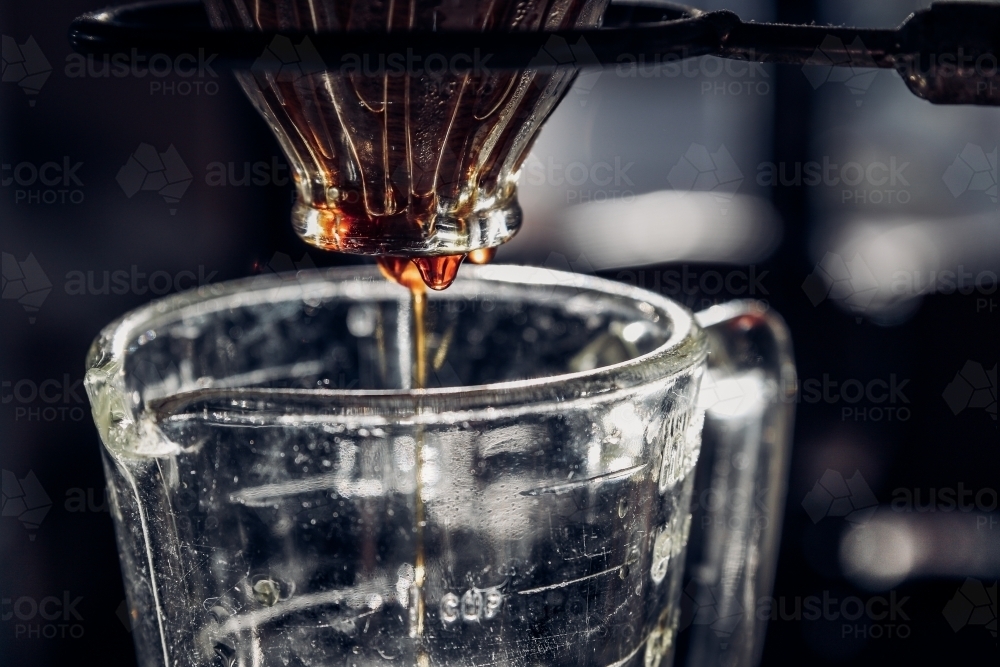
(86, 265, 708, 420)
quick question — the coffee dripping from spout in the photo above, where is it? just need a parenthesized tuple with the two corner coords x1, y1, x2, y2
(203, 0, 610, 290)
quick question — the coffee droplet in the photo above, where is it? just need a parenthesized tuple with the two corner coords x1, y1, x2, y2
(412, 255, 465, 291)
(377, 254, 465, 291)
(377, 257, 427, 294)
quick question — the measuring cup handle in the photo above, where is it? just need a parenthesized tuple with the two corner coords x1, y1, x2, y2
(678, 301, 797, 667)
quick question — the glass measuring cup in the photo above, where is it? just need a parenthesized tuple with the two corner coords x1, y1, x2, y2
(85, 266, 794, 667)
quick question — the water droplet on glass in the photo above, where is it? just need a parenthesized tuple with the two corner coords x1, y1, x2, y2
(483, 588, 503, 619)
(208, 605, 230, 623)
(461, 589, 483, 621)
(440, 592, 460, 623)
(252, 579, 280, 607)
(214, 640, 236, 667)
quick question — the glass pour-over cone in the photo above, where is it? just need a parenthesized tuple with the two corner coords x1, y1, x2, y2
(203, 0, 609, 276)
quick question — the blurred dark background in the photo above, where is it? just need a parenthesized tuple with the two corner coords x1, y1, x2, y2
(1, 0, 996, 665)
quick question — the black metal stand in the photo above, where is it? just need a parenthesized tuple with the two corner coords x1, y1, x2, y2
(69, 0, 999, 105)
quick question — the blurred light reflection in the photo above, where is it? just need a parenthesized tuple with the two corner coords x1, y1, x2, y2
(555, 192, 782, 269)
(810, 211, 1000, 323)
(840, 510, 1000, 591)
